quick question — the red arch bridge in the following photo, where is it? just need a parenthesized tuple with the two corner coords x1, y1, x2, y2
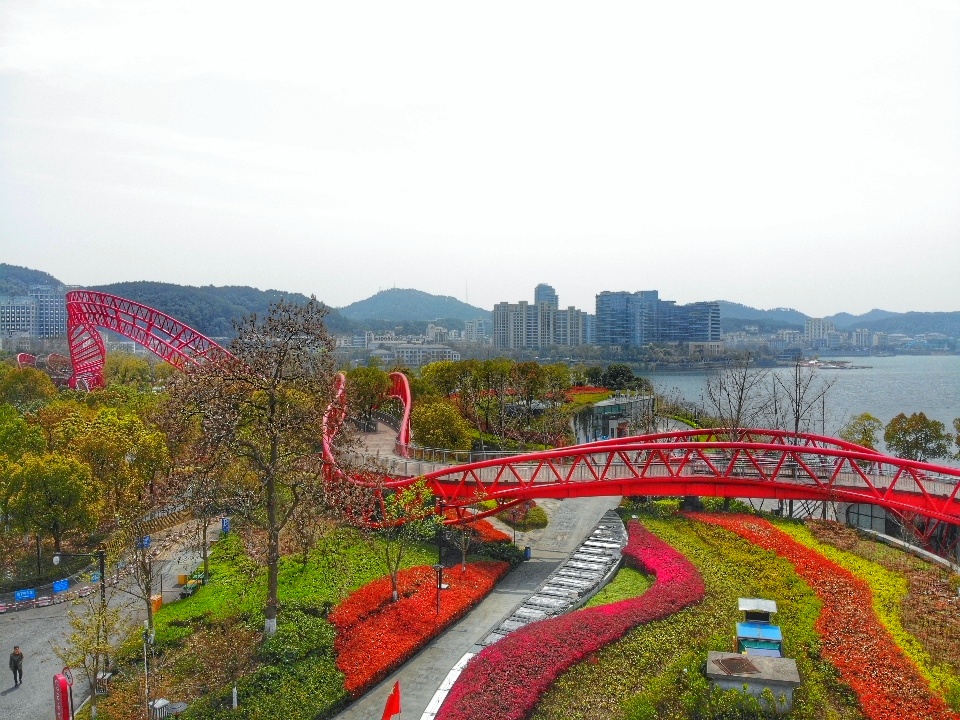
(383, 429, 960, 548)
(61, 290, 960, 546)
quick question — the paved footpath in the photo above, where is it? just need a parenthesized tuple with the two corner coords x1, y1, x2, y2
(0, 520, 221, 720)
(332, 494, 620, 720)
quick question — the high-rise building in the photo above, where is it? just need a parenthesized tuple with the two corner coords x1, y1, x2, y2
(0, 296, 38, 337)
(534, 283, 559, 308)
(29, 285, 67, 338)
(0, 285, 67, 338)
(804, 318, 836, 342)
(595, 290, 720, 347)
(493, 285, 586, 349)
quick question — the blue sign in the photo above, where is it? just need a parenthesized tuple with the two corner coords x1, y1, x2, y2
(15, 588, 36, 602)
(136, 536, 151, 550)
(53, 579, 70, 594)
(221, 516, 231, 534)
(90, 572, 101, 583)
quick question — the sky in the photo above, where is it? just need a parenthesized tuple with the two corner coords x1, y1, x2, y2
(1, 1, 958, 317)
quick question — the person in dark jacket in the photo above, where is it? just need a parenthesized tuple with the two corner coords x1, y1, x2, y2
(9, 646, 23, 686)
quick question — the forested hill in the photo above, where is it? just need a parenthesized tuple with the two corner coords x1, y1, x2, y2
(0, 263, 64, 294)
(91, 281, 354, 338)
(338, 288, 490, 322)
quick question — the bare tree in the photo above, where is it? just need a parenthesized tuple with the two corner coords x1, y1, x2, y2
(162, 298, 357, 636)
(769, 358, 835, 437)
(701, 354, 770, 438)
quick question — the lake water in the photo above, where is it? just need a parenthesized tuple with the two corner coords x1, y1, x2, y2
(646, 355, 960, 441)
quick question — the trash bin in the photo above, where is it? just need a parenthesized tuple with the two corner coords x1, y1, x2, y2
(524, 545, 532, 560)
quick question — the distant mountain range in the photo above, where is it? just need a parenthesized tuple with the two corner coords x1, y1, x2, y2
(716, 300, 960, 337)
(2, 264, 958, 338)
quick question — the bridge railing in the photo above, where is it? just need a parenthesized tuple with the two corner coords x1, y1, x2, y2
(393, 442, 546, 466)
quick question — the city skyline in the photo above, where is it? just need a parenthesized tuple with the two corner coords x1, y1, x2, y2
(2, 1, 958, 317)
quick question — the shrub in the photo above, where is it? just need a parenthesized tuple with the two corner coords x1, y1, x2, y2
(474, 541, 525, 567)
(435, 522, 704, 720)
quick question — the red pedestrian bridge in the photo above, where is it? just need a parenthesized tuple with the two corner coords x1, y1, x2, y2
(62, 291, 960, 545)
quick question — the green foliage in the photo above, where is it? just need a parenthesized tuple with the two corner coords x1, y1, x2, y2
(8, 452, 95, 549)
(883, 412, 953, 461)
(103, 352, 154, 389)
(0, 262, 63, 294)
(0, 403, 45, 460)
(700, 497, 755, 514)
(585, 567, 652, 608)
(839, 412, 883, 451)
(345, 365, 391, 425)
(103, 528, 439, 720)
(625, 498, 681, 518)
(91, 280, 354, 337)
(475, 541, 525, 567)
(410, 398, 473, 451)
(0, 366, 58, 409)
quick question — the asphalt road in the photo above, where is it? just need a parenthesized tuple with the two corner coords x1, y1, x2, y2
(0, 522, 221, 719)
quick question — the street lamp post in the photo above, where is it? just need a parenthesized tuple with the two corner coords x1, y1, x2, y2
(432, 563, 443, 616)
(436, 499, 445, 593)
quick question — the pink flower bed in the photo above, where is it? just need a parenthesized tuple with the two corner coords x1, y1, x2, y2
(435, 521, 705, 720)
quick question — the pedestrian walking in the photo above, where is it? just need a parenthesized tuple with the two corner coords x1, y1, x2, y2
(9, 645, 24, 687)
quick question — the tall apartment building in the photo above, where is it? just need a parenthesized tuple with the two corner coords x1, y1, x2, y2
(852, 328, 872, 347)
(0, 285, 67, 338)
(595, 290, 719, 347)
(493, 285, 586, 349)
(463, 318, 487, 342)
(534, 283, 559, 308)
(804, 318, 836, 342)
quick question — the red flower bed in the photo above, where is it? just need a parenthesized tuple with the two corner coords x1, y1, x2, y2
(444, 508, 511, 544)
(435, 521, 704, 720)
(693, 513, 959, 720)
(331, 561, 509, 695)
(566, 385, 609, 396)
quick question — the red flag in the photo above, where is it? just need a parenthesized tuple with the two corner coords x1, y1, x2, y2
(381, 681, 401, 720)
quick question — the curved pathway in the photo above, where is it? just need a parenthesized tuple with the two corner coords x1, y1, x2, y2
(331, 494, 620, 720)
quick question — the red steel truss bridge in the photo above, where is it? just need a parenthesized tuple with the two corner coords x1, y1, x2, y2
(65, 290, 231, 389)
(62, 291, 960, 543)
(395, 428, 960, 545)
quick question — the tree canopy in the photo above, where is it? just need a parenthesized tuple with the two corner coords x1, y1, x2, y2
(883, 412, 953, 462)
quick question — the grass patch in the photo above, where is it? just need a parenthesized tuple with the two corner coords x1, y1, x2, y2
(585, 567, 652, 608)
(93, 527, 439, 720)
(530, 516, 863, 720)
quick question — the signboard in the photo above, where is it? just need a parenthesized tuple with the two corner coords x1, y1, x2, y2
(136, 536, 151, 550)
(53, 579, 70, 594)
(15, 588, 36, 602)
(54, 674, 72, 720)
(221, 516, 231, 534)
(90, 572, 101, 583)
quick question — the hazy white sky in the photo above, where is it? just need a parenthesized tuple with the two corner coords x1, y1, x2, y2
(2, 1, 958, 317)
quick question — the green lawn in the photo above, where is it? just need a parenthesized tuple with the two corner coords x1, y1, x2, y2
(95, 527, 438, 720)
